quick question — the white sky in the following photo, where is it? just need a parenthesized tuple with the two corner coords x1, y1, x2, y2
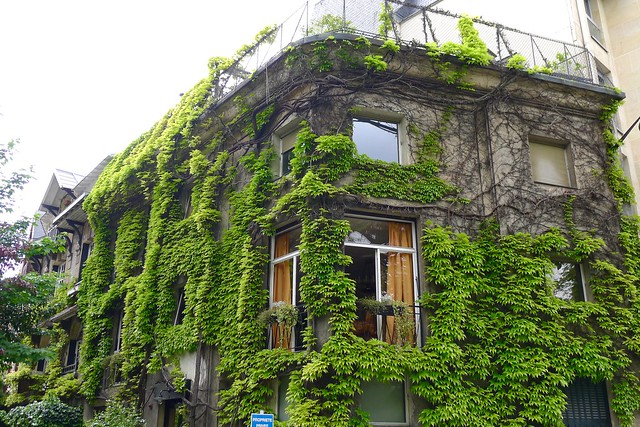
(0, 0, 305, 220)
(0, 0, 574, 222)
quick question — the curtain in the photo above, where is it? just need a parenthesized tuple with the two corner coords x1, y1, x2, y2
(273, 233, 292, 304)
(272, 233, 292, 348)
(386, 222, 415, 344)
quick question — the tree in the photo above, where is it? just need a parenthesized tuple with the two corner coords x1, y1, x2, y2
(0, 140, 65, 369)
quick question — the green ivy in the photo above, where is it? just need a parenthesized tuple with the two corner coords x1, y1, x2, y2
(68, 19, 640, 427)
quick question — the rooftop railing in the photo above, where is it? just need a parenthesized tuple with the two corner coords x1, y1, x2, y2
(211, 0, 601, 106)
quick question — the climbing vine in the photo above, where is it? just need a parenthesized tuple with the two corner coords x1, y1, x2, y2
(65, 15, 640, 427)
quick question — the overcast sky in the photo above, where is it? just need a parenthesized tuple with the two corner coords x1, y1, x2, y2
(0, 0, 304, 220)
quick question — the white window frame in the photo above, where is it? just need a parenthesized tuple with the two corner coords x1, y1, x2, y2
(344, 214, 420, 345)
(269, 224, 302, 349)
(529, 136, 576, 188)
(351, 108, 408, 164)
(272, 119, 302, 177)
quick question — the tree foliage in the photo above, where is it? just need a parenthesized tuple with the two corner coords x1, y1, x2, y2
(0, 397, 82, 427)
(0, 141, 66, 369)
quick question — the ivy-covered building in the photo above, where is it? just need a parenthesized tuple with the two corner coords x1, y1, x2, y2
(20, 3, 640, 427)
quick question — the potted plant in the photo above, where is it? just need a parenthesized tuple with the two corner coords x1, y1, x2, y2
(258, 301, 298, 348)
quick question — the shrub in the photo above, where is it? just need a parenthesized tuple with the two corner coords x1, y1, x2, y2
(85, 403, 145, 427)
(0, 397, 82, 427)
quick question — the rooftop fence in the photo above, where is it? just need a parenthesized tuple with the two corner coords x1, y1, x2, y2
(213, 0, 601, 105)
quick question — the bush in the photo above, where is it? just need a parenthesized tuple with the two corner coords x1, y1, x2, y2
(85, 403, 145, 427)
(0, 397, 82, 427)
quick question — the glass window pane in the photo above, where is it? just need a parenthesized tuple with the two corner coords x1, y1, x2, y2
(353, 118, 399, 163)
(347, 246, 378, 340)
(563, 378, 611, 426)
(530, 141, 571, 187)
(277, 376, 291, 421)
(282, 148, 293, 175)
(551, 263, 585, 301)
(273, 259, 294, 304)
(360, 380, 406, 423)
(346, 217, 390, 245)
(382, 252, 415, 304)
(275, 228, 302, 255)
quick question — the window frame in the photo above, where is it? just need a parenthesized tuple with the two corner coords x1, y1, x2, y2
(360, 379, 410, 426)
(351, 108, 408, 164)
(550, 262, 587, 302)
(268, 224, 304, 350)
(528, 136, 576, 188)
(563, 378, 612, 427)
(344, 214, 421, 346)
(272, 119, 302, 177)
(62, 338, 80, 374)
(174, 288, 187, 326)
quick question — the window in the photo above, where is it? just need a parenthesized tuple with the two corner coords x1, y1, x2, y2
(550, 263, 586, 302)
(174, 288, 186, 326)
(62, 339, 80, 374)
(277, 375, 291, 421)
(353, 117, 400, 163)
(35, 358, 47, 373)
(280, 130, 298, 176)
(114, 311, 124, 353)
(269, 226, 305, 349)
(273, 121, 301, 177)
(529, 137, 575, 187)
(78, 242, 92, 282)
(345, 216, 419, 345)
(563, 378, 611, 427)
(360, 380, 407, 424)
(584, 0, 605, 45)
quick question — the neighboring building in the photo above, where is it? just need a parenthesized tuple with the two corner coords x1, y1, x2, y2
(13, 157, 113, 411)
(18, 2, 640, 427)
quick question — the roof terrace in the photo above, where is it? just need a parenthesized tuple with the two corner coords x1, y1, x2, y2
(209, 0, 605, 106)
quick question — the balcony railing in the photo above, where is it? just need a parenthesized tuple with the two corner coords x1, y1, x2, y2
(208, 0, 602, 109)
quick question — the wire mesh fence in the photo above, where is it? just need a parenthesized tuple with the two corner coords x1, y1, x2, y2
(212, 0, 600, 105)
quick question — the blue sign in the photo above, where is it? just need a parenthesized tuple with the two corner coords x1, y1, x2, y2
(250, 413, 274, 427)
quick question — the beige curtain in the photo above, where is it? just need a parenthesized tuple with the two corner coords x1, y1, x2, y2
(272, 233, 292, 348)
(386, 222, 415, 344)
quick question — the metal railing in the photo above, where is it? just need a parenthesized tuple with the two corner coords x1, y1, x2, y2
(210, 0, 601, 106)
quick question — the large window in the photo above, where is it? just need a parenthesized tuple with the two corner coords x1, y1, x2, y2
(563, 378, 611, 427)
(529, 137, 575, 187)
(345, 216, 419, 345)
(353, 117, 400, 163)
(270, 226, 305, 350)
